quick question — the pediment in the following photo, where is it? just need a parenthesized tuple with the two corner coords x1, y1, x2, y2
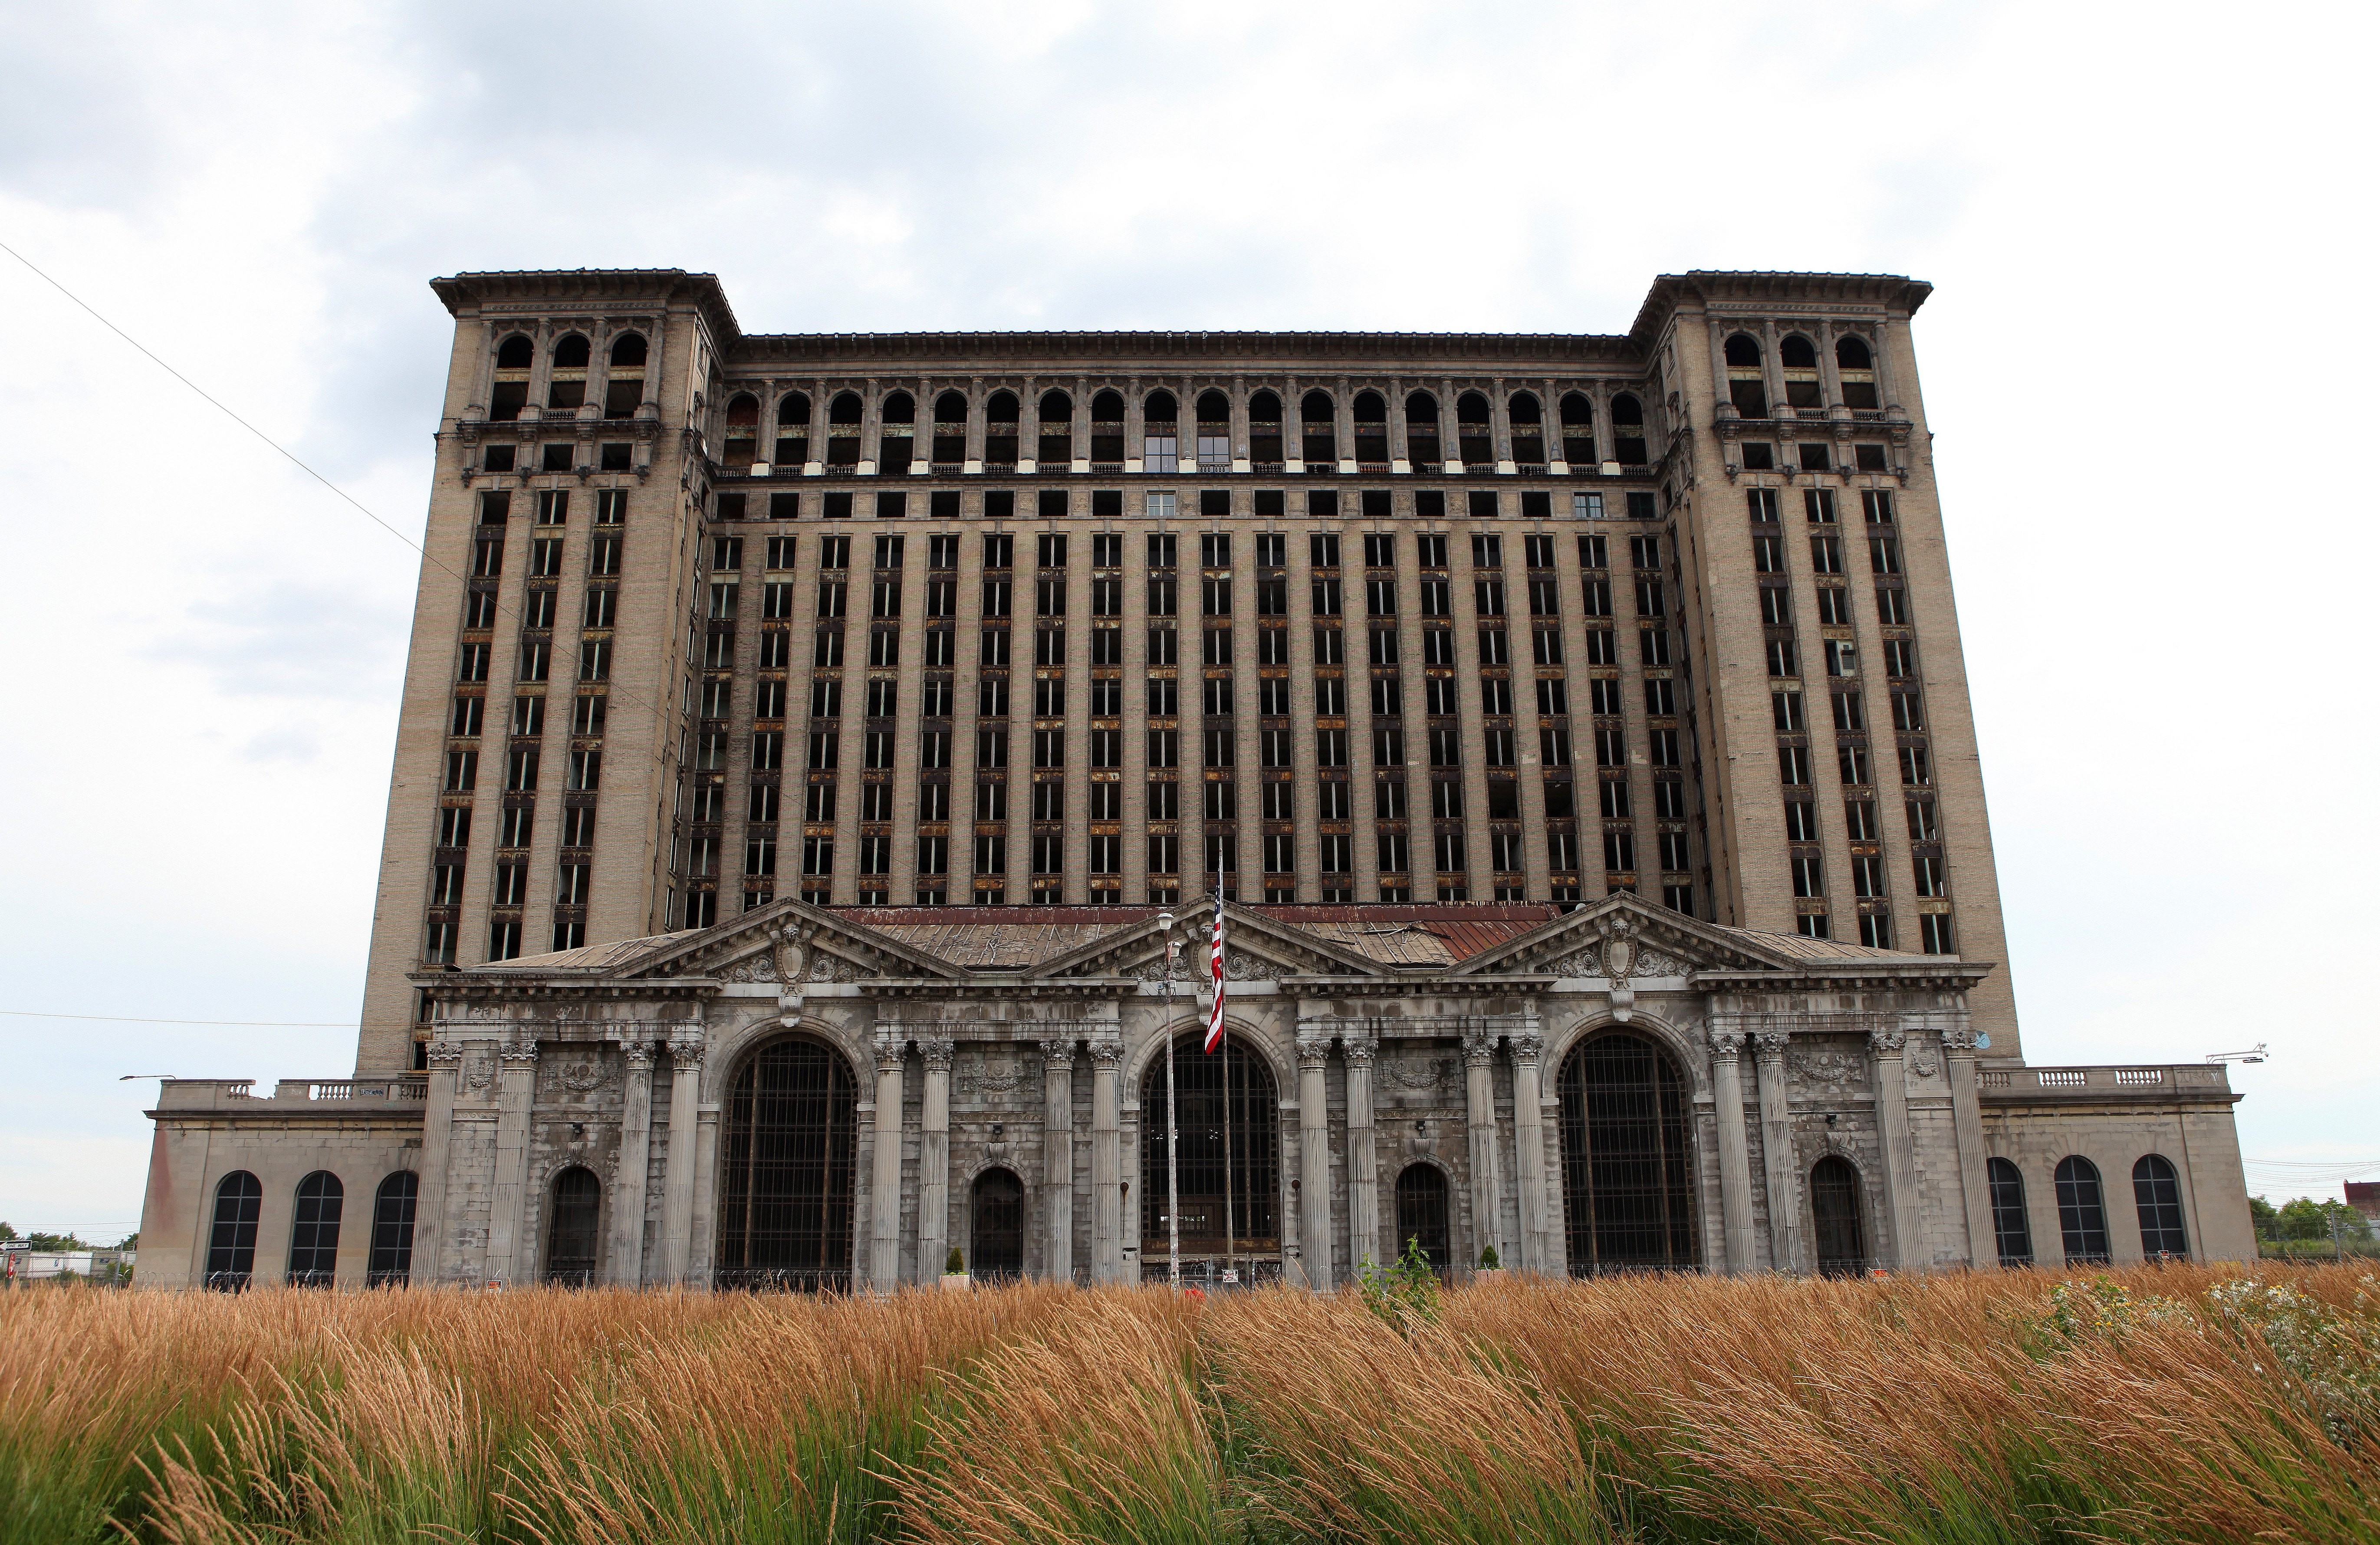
(1450, 893, 1775, 978)
(1039, 903, 1391, 983)
(631, 900, 969, 984)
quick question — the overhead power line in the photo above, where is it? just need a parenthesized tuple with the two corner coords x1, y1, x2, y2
(0, 1010, 352, 1028)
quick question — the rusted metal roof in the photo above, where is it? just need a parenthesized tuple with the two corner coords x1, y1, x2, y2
(861, 918, 1144, 970)
(475, 934, 677, 973)
(1717, 925, 1923, 961)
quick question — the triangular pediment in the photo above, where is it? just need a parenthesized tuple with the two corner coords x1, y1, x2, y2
(1039, 902, 1394, 982)
(1450, 893, 1778, 978)
(629, 899, 970, 983)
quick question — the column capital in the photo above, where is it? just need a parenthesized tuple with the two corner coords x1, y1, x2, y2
(874, 1032, 906, 1072)
(1868, 1027, 1908, 1057)
(1341, 1030, 1378, 1066)
(919, 1035, 957, 1071)
(499, 1039, 541, 1065)
(1708, 1027, 1748, 1058)
(1754, 1029, 1791, 1059)
(1509, 1030, 1544, 1064)
(621, 1039, 655, 1067)
(1461, 1029, 1498, 1067)
(1296, 1032, 1333, 1069)
(667, 1029, 705, 1069)
(1939, 1026, 1981, 1055)
(425, 1039, 465, 1068)
(1038, 1036, 1078, 1062)
(1089, 1036, 1124, 1071)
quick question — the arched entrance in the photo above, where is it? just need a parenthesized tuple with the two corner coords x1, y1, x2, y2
(1393, 1163, 1451, 1272)
(717, 1035, 860, 1289)
(1810, 1155, 1867, 1276)
(1556, 1031, 1700, 1274)
(1140, 1032, 1279, 1279)
(970, 1167, 1025, 1280)
(545, 1167, 601, 1285)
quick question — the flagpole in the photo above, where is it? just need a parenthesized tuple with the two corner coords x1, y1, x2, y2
(1219, 869, 1234, 1286)
(1159, 910, 1180, 1290)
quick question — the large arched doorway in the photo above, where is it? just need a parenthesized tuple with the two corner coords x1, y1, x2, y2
(1810, 1155, 1867, 1276)
(1394, 1163, 1451, 1272)
(970, 1167, 1025, 1280)
(544, 1167, 601, 1285)
(717, 1035, 860, 1289)
(1556, 1032, 1700, 1274)
(1140, 1032, 1279, 1278)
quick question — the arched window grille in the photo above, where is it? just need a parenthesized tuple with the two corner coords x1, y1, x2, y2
(1987, 1157, 2033, 1267)
(1556, 1032, 1699, 1274)
(1393, 1163, 1450, 1272)
(1140, 1034, 1279, 1267)
(545, 1167, 602, 1286)
(2132, 1155, 2189, 1258)
(717, 1036, 859, 1290)
(970, 1167, 1025, 1281)
(2055, 1156, 2111, 1263)
(368, 1171, 419, 1287)
(287, 1170, 344, 1287)
(1809, 1155, 1866, 1276)
(206, 1170, 262, 1291)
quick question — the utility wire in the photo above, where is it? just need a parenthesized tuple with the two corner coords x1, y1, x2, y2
(0, 1010, 352, 1028)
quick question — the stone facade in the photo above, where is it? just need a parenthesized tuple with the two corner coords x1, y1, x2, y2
(135, 894, 2253, 1289)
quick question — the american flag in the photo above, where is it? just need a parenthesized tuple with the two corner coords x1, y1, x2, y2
(1204, 878, 1227, 1053)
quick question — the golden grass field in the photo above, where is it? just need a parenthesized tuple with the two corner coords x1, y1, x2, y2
(2, 1262, 2375, 1544)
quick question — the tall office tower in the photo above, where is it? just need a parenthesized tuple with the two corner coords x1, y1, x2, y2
(359, 270, 2015, 1072)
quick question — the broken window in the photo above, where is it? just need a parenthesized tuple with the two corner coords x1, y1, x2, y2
(1248, 389, 1283, 467)
(1455, 391, 1492, 467)
(1038, 389, 1074, 465)
(548, 334, 590, 411)
(1508, 392, 1544, 465)
(1837, 335, 1879, 410)
(1299, 389, 1335, 466)
(721, 394, 759, 469)
(1611, 395, 1647, 465)
(604, 333, 645, 417)
(1350, 390, 1389, 465)
(878, 390, 914, 473)
(1724, 334, 1767, 417)
(1780, 334, 1822, 409)
(1402, 390, 1441, 467)
(1559, 392, 1595, 465)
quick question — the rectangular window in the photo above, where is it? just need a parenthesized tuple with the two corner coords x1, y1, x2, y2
(1899, 745, 1931, 786)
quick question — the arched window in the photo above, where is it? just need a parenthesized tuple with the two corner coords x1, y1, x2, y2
(2054, 1156, 2111, 1263)
(1141, 391, 1178, 472)
(608, 332, 647, 368)
(1987, 1157, 2032, 1267)
(1809, 1155, 1866, 1276)
(776, 392, 812, 466)
(604, 335, 648, 418)
(970, 1167, 1025, 1281)
(1298, 389, 1337, 465)
(1090, 388, 1125, 422)
(1508, 392, 1544, 465)
(1779, 335, 1821, 409)
(1556, 1032, 1699, 1274)
(1351, 391, 1389, 467)
(545, 1166, 602, 1285)
(722, 393, 760, 470)
(878, 391, 915, 474)
(368, 1171, 418, 1287)
(2132, 1155, 2189, 1258)
(1141, 1033, 1280, 1267)
(1404, 392, 1441, 467)
(1836, 335, 1879, 409)
(1248, 391, 1284, 468)
(1394, 1163, 1450, 1272)
(1037, 391, 1074, 467)
(1454, 392, 1492, 468)
(717, 1036, 859, 1290)
(547, 334, 591, 412)
(1559, 392, 1595, 465)
(933, 390, 969, 424)
(1610, 394, 1647, 465)
(206, 1170, 262, 1291)
(984, 391, 1020, 468)
(496, 335, 534, 370)
(826, 393, 863, 468)
(1195, 391, 1231, 471)
(287, 1171, 344, 1287)
(1723, 334, 1768, 417)
(490, 337, 533, 422)
(931, 391, 969, 467)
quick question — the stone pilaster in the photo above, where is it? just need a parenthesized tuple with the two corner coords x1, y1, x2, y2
(1509, 1028, 1552, 1272)
(411, 1037, 463, 1283)
(869, 1033, 905, 1288)
(609, 1039, 655, 1285)
(1040, 1037, 1076, 1282)
(1753, 1029, 1804, 1273)
(1089, 1035, 1124, 1282)
(487, 1037, 539, 1285)
(1343, 1030, 1380, 1270)
(1708, 1027, 1755, 1273)
(1941, 1026, 1995, 1268)
(1869, 1026, 1921, 1270)
(918, 1036, 955, 1276)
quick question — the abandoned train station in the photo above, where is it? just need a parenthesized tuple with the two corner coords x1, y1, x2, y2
(136, 267, 2252, 1288)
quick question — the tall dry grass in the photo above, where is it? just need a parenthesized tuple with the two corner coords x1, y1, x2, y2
(0, 1263, 2372, 1544)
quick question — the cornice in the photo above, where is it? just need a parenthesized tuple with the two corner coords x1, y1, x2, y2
(1630, 270, 1932, 350)
(731, 330, 1642, 369)
(430, 269, 741, 344)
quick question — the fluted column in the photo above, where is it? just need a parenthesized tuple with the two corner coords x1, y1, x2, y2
(610, 1039, 656, 1285)
(1089, 1036, 1124, 1282)
(918, 1036, 955, 1276)
(1298, 1031, 1334, 1289)
(1869, 1026, 1921, 1270)
(869, 1033, 906, 1288)
(1040, 1037, 1077, 1282)
(411, 1038, 463, 1283)
(661, 1029, 705, 1284)
(1510, 1028, 1551, 1272)
(1753, 1029, 1804, 1273)
(1708, 1027, 1755, 1273)
(1343, 1030, 1380, 1270)
(1462, 1029, 1505, 1269)
(486, 1038, 539, 1285)
(1942, 1026, 1996, 1268)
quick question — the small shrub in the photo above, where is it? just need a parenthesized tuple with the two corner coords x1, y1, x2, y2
(1478, 1244, 1500, 1270)
(1357, 1236, 1442, 1332)
(943, 1246, 965, 1275)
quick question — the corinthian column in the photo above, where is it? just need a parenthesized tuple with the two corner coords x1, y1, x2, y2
(869, 1033, 906, 1288)
(918, 1036, 956, 1278)
(1870, 1026, 1921, 1270)
(1298, 1032, 1335, 1289)
(1462, 1028, 1505, 1270)
(1708, 1027, 1755, 1273)
(1343, 1030, 1380, 1271)
(610, 1039, 655, 1285)
(1040, 1037, 1077, 1282)
(661, 1029, 705, 1285)
(1753, 1029, 1804, 1273)
(1509, 1029, 1551, 1272)
(1089, 1036, 1124, 1282)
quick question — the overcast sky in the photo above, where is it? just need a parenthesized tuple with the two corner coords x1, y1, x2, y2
(3, 0, 2373, 1243)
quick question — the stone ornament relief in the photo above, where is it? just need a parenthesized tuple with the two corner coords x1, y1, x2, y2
(538, 1052, 620, 1099)
(717, 951, 778, 985)
(1387, 1056, 1449, 1091)
(1787, 1045, 1870, 1093)
(957, 1059, 1029, 1098)
(1132, 953, 1193, 983)
(1543, 945, 1600, 977)
(809, 951, 866, 983)
(1909, 1038, 1941, 1078)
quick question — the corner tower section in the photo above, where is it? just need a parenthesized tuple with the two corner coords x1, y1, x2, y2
(1635, 272, 2021, 1058)
(355, 270, 736, 1072)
